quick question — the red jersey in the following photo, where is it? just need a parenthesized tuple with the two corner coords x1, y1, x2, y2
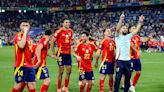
(75, 42, 97, 72)
(99, 38, 115, 62)
(130, 35, 141, 59)
(32, 43, 37, 53)
(153, 40, 159, 47)
(160, 41, 164, 47)
(148, 41, 153, 47)
(33, 37, 49, 67)
(53, 28, 73, 54)
(14, 32, 33, 67)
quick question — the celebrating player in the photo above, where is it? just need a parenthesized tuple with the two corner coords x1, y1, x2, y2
(51, 19, 74, 92)
(128, 27, 151, 92)
(114, 12, 144, 92)
(95, 28, 115, 92)
(33, 30, 52, 92)
(73, 31, 97, 92)
(12, 20, 36, 92)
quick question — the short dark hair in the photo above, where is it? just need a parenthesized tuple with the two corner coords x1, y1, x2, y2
(128, 23, 135, 30)
(45, 30, 52, 36)
(20, 19, 30, 24)
(128, 23, 135, 33)
(81, 31, 90, 37)
(63, 19, 70, 22)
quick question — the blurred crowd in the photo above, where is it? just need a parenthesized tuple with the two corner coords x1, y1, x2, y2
(0, 4, 164, 52)
(0, 0, 150, 7)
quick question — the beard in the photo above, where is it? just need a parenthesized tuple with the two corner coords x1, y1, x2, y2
(122, 32, 128, 35)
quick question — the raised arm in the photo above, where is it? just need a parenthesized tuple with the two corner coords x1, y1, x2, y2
(140, 37, 150, 43)
(132, 15, 145, 35)
(17, 27, 29, 49)
(116, 12, 125, 36)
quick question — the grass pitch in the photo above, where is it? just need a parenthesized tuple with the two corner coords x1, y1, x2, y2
(0, 46, 164, 92)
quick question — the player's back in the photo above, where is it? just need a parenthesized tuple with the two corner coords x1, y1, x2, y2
(33, 37, 49, 67)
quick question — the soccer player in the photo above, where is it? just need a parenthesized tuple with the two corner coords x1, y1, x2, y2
(12, 20, 36, 92)
(128, 25, 151, 92)
(51, 19, 73, 92)
(95, 28, 115, 92)
(114, 12, 144, 92)
(33, 30, 52, 92)
(73, 31, 97, 92)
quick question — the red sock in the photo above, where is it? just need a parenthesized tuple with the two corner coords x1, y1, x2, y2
(132, 72, 141, 86)
(80, 85, 85, 92)
(12, 88, 19, 92)
(19, 83, 26, 92)
(86, 86, 91, 92)
(58, 80, 62, 89)
(29, 89, 36, 92)
(41, 84, 49, 92)
(109, 79, 113, 91)
(99, 80, 104, 92)
(64, 79, 69, 88)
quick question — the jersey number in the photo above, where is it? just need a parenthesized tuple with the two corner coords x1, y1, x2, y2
(18, 70, 23, 77)
(84, 54, 90, 59)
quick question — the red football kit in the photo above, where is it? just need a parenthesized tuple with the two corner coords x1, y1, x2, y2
(33, 37, 49, 67)
(14, 32, 33, 67)
(131, 35, 141, 59)
(99, 38, 115, 62)
(75, 41, 97, 72)
(53, 28, 73, 54)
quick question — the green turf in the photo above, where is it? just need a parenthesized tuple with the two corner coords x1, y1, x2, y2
(0, 46, 164, 92)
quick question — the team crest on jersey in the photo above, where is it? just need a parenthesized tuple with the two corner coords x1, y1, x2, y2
(44, 41, 47, 45)
(82, 48, 85, 51)
(18, 36, 21, 40)
(86, 49, 89, 53)
(66, 34, 69, 38)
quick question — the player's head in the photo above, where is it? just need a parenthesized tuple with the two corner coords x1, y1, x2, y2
(44, 29, 52, 41)
(103, 28, 111, 37)
(128, 24, 136, 33)
(20, 19, 30, 32)
(81, 31, 90, 42)
(63, 19, 70, 29)
(45, 29, 52, 36)
(120, 25, 128, 35)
